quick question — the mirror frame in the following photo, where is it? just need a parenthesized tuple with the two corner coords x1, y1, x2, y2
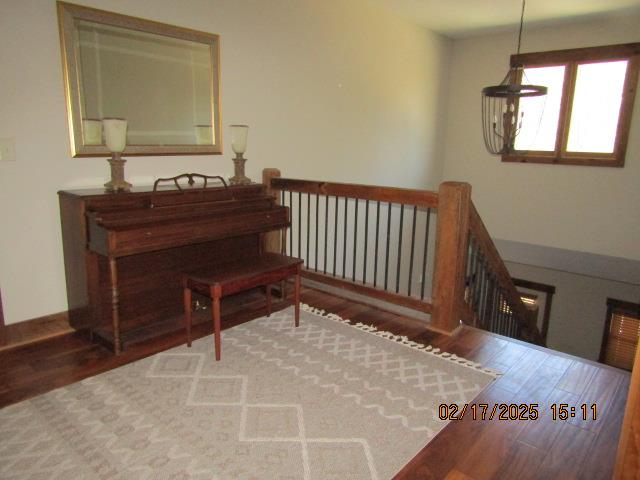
(57, 1, 222, 157)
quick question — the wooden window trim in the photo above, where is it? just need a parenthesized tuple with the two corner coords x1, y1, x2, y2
(502, 43, 640, 167)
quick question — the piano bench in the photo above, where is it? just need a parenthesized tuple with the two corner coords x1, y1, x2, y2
(182, 253, 304, 361)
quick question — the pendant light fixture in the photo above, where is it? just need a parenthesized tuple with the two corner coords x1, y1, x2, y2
(481, 0, 547, 155)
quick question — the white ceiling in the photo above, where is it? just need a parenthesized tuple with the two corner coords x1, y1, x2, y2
(369, 0, 640, 37)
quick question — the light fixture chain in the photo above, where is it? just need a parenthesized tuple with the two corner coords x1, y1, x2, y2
(517, 0, 526, 55)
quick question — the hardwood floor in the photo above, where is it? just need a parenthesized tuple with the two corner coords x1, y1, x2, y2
(0, 287, 629, 480)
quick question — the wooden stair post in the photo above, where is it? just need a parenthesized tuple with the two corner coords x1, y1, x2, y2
(430, 181, 471, 334)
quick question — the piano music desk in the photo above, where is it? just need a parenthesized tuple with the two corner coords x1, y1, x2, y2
(183, 253, 303, 360)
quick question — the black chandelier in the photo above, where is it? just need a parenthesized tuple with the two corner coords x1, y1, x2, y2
(481, 0, 547, 155)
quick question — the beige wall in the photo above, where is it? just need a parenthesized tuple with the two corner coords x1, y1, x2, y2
(442, 13, 640, 261)
(0, 0, 451, 324)
(506, 261, 640, 361)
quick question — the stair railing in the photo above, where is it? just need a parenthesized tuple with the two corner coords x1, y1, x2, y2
(263, 169, 544, 345)
(463, 203, 545, 345)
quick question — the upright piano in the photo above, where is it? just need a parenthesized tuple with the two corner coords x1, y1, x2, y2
(58, 181, 288, 353)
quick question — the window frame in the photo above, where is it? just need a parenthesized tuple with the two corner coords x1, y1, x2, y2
(599, 298, 640, 371)
(513, 277, 556, 344)
(502, 43, 640, 167)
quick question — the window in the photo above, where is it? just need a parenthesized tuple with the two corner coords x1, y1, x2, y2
(503, 43, 640, 167)
(599, 298, 640, 371)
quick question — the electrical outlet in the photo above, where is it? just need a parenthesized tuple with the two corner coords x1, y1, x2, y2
(0, 138, 16, 162)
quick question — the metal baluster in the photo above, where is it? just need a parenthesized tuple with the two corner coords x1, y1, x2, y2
(395, 204, 404, 294)
(494, 277, 502, 334)
(289, 191, 293, 256)
(384, 203, 391, 290)
(492, 277, 499, 333)
(342, 197, 348, 279)
(478, 262, 488, 329)
(298, 192, 302, 260)
(493, 290, 500, 333)
(333, 196, 338, 276)
(468, 239, 479, 308)
(352, 199, 358, 282)
(420, 209, 431, 300)
(465, 240, 475, 306)
(306, 193, 310, 267)
(464, 237, 473, 305)
(510, 300, 516, 337)
(473, 256, 483, 320)
(484, 276, 492, 332)
(363, 200, 369, 284)
(500, 291, 513, 337)
(407, 205, 417, 296)
(486, 279, 494, 333)
(315, 194, 319, 271)
(281, 190, 286, 254)
(374, 201, 380, 288)
(324, 195, 328, 274)
(498, 292, 509, 330)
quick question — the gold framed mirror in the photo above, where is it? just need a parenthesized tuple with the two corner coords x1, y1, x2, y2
(57, 2, 222, 157)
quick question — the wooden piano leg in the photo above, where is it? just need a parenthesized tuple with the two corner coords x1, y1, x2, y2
(108, 257, 122, 354)
(294, 271, 300, 328)
(266, 284, 272, 317)
(211, 285, 222, 361)
(183, 286, 192, 347)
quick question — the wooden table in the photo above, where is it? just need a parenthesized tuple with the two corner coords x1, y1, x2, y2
(182, 253, 303, 360)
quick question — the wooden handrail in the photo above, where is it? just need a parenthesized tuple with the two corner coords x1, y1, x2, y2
(270, 178, 439, 208)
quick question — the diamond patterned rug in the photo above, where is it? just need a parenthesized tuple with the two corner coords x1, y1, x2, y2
(0, 305, 496, 479)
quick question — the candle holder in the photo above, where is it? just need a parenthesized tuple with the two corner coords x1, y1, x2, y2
(103, 118, 132, 192)
(229, 124, 251, 185)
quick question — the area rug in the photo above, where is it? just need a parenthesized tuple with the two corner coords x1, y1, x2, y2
(0, 305, 496, 480)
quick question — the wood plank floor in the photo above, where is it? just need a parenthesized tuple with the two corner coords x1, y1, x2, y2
(0, 287, 629, 480)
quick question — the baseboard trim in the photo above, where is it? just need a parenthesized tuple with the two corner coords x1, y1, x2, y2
(0, 311, 72, 353)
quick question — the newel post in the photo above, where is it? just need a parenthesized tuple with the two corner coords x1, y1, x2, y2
(262, 168, 282, 254)
(431, 181, 472, 334)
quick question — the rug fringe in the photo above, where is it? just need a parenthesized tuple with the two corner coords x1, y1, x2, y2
(300, 303, 501, 377)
